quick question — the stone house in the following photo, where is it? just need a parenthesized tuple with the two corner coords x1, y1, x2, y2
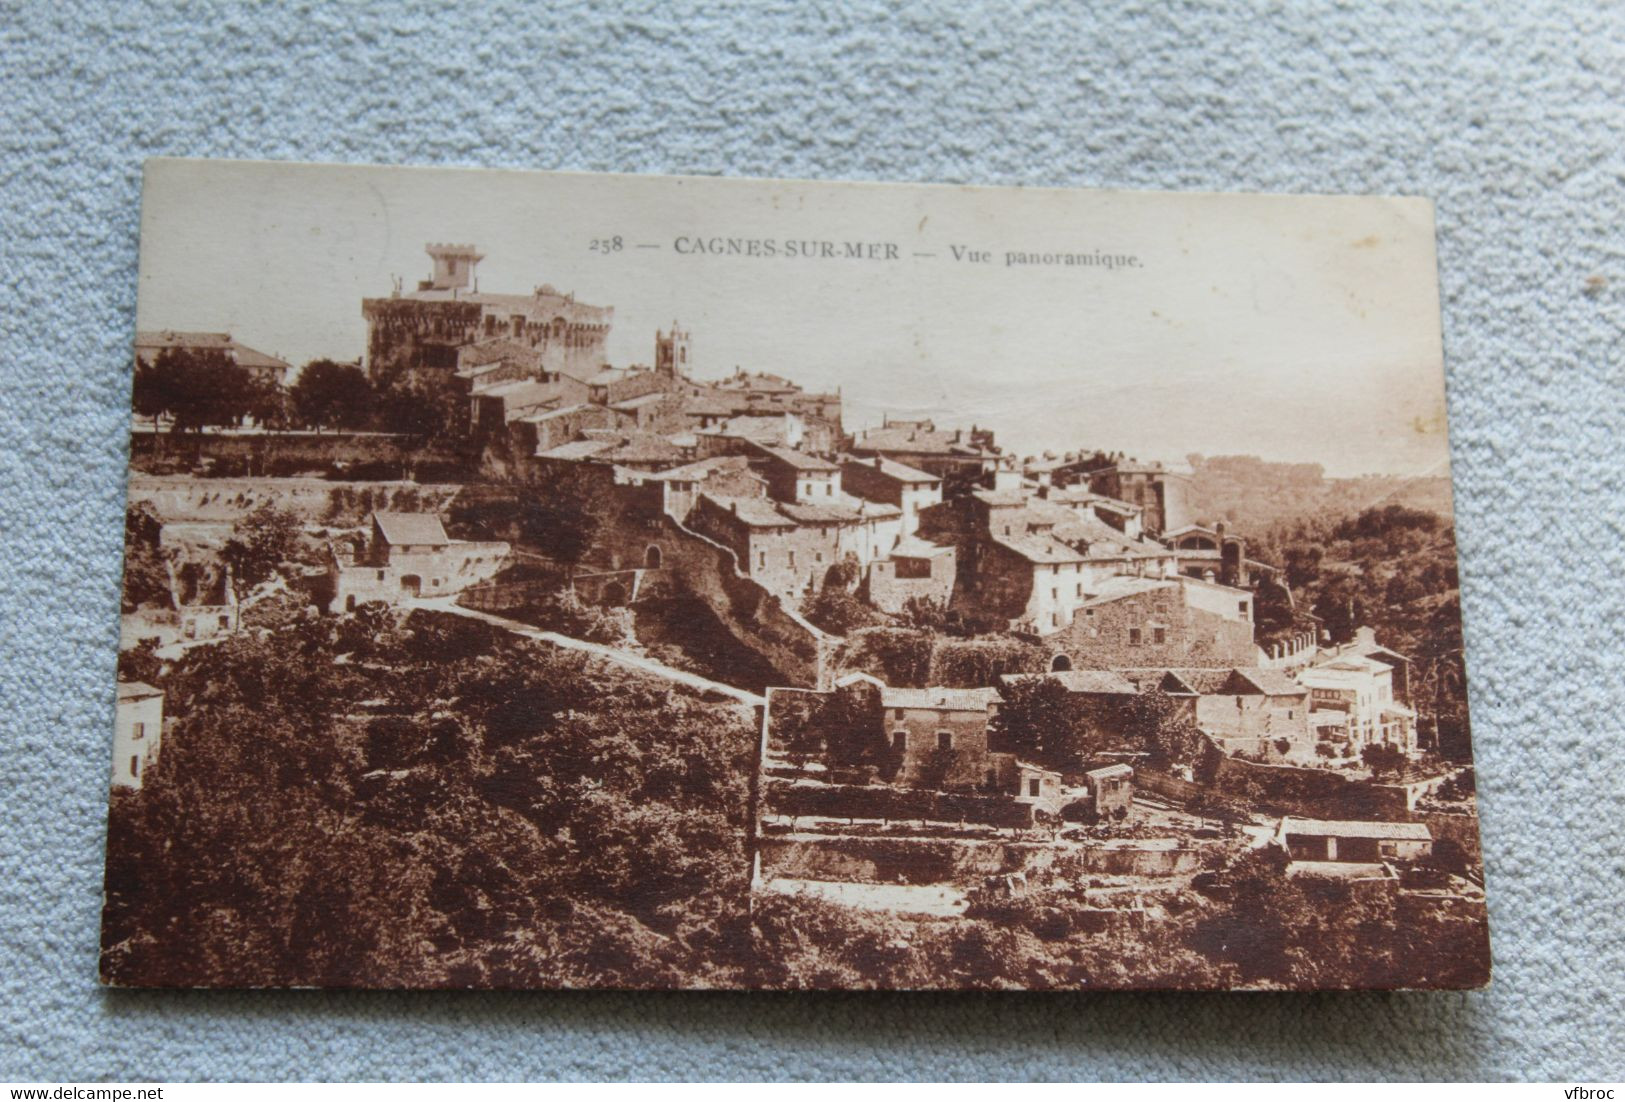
(512, 403, 618, 460)
(866, 536, 956, 614)
(469, 378, 579, 441)
(845, 418, 1000, 493)
(1085, 461, 1192, 538)
(688, 493, 831, 601)
(924, 490, 1183, 636)
(840, 455, 943, 538)
(1117, 666, 1313, 758)
(112, 681, 164, 790)
(1277, 817, 1432, 863)
(328, 512, 509, 611)
(749, 442, 842, 503)
(1037, 483, 1145, 538)
(881, 685, 1059, 797)
(624, 456, 766, 525)
(1052, 575, 1257, 669)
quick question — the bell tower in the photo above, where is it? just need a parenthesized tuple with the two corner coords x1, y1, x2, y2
(424, 243, 484, 292)
(655, 320, 691, 377)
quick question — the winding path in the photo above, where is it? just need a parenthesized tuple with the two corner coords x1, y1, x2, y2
(408, 597, 767, 707)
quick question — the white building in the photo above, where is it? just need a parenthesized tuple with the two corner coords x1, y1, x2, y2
(113, 681, 164, 789)
(1298, 651, 1418, 757)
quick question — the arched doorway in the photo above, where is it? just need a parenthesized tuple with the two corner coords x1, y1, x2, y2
(602, 580, 628, 607)
(1051, 653, 1072, 672)
(400, 575, 422, 597)
(645, 545, 663, 569)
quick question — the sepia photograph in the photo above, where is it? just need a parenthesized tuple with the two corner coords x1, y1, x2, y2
(101, 159, 1489, 990)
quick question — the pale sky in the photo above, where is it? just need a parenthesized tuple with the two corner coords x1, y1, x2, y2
(137, 159, 1454, 478)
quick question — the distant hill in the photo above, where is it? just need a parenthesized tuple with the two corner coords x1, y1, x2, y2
(1183, 454, 1454, 534)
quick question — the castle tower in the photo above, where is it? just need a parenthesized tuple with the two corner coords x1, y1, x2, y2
(655, 320, 690, 377)
(424, 243, 484, 292)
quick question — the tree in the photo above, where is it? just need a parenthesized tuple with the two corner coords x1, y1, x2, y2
(221, 502, 303, 599)
(990, 676, 1089, 772)
(132, 347, 254, 433)
(1361, 743, 1406, 780)
(1117, 688, 1207, 768)
(121, 502, 173, 611)
(804, 586, 884, 636)
(819, 679, 884, 769)
(290, 359, 373, 430)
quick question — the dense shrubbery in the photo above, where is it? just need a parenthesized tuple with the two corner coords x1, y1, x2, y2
(101, 609, 757, 988)
(751, 844, 1489, 990)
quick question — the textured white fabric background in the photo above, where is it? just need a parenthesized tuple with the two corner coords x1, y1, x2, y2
(2, 0, 1621, 1082)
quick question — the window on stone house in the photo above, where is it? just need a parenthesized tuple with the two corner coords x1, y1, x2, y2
(1129, 627, 1142, 645)
(758, 551, 765, 569)
(826, 483, 833, 496)
(130, 755, 140, 779)
(937, 731, 952, 751)
(789, 550, 796, 569)
(1153, 627, 1167, 644)
(132, 723, 144, 740)
(1238, 600, 1249, 616)
(1028, 778, 1041, 797)
(893, 730, 907, 751)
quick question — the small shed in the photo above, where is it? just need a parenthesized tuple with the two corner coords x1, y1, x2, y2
(1084, 763, 1134, 819)
(1278, 816, 1432, 863)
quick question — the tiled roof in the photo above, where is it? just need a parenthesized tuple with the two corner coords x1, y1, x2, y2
(881, 686, 1000, 711)
(849, 423, 996, 457)
(644, 456, 753, 481)
(603, 434, 688, 464)
(1001, 670, 1138, 695)
(701, 493, 795, 528)
(1280, 817, 1431, 841)
(611, 392, 667, 410)
(1077, 576, 1176, 608)
(777, 502, 870, 525)
(681, 392, 739, 416)
(891, 536, 953, 558)
(116, 681, 163, 701)
(973, 488, 1028, 508)
(373, 512, 449, 547)
(537, 438, 617, 461)
(519, 403, 596, 423)
(134, 331, 291, 374)
(991, 532, 1090, 565)
(1233, 668, 1309, 696)
(752, 443, 837, 471)
(841, 455, 940, 484)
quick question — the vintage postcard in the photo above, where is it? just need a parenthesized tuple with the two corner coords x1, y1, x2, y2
(102, 159, 1488, 989)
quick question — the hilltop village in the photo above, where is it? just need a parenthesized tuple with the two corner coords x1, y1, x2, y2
(115, 243, 1483, 970)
